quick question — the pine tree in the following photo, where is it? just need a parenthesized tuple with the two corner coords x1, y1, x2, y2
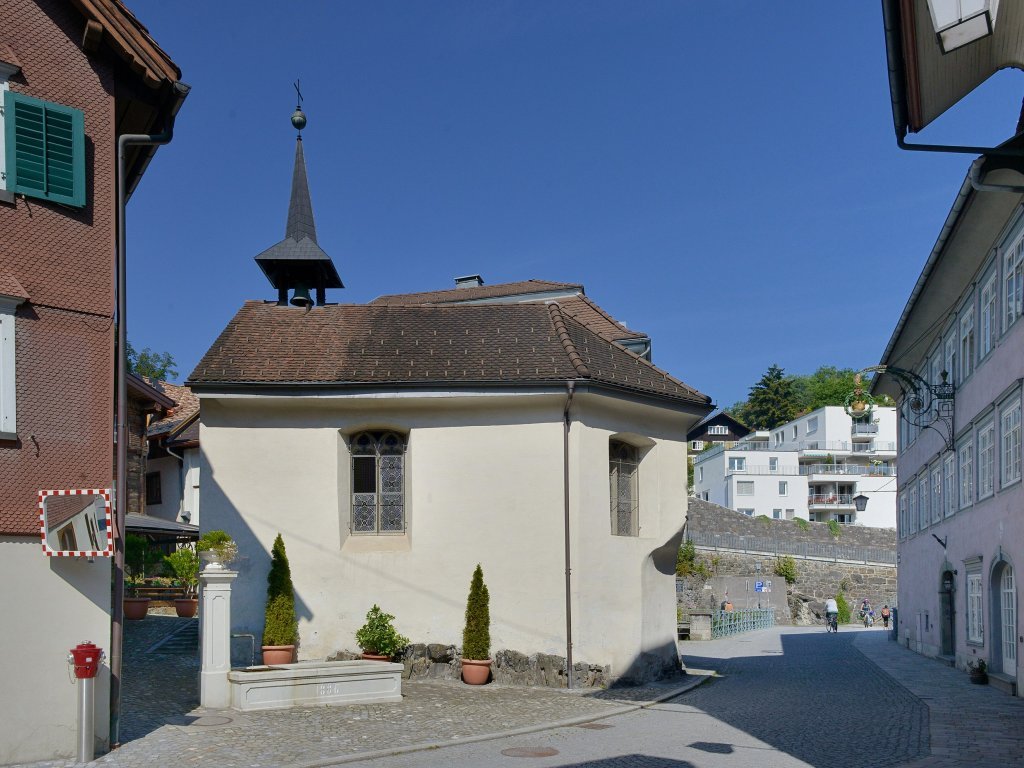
(263, 533, 297, 646)
(462, 564, 491, 661)
(743, 364, 798, 430)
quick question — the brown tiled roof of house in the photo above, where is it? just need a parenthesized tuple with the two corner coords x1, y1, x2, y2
(188, 301, 709, 408)
(167, 414, 199, 447)
(71, 0, 182, 85)
(147, 381, 200, 437)
(555, 295, 646, 342)
(370, 280, 582, 306)
(0, 270, 29, 301)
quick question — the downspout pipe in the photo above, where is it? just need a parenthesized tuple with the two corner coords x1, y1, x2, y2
(563, 381, 576, 689)
(110, 87, 186, 745)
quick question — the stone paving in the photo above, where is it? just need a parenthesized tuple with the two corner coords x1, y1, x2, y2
(9, 621, 1024, 768)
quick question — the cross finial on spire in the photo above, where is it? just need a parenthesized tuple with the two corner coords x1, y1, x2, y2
(290, 79, 307, 136)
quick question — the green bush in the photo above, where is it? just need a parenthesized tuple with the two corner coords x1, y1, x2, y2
(164, 546, 199, 597)
(793, 517, 810, 531)
(263, 534, 297, 647)
(756, 514, 772, 525)
(827, 519, 842, 538)
(125, 534, 162, 587)
(462, 564, 491, 660)
(355, 605, 409, 658)
(836, 592, 852, 624)
(197, 529, 237, 564)
(773, 555, 798, 584)
(676, 539, 697, 576)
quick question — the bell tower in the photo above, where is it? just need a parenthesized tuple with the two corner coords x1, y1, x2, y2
(254, 85, 343, 306)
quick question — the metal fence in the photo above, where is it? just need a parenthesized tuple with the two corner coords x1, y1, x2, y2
(712, 609, 775, 638)
(689, 530, 896, 565)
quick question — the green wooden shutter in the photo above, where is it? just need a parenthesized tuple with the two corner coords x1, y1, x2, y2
(3, 91, 85, 208)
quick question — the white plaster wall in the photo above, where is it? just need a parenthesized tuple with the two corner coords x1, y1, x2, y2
(145, 455, 181, 522)
(0, 537, 110, 763)
(199, 391, 696, 682)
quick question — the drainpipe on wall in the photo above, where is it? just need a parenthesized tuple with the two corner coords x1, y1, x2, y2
(110, 106, 184, 746)
(164, 442, 188, 521)
(563, 381, 576, 689)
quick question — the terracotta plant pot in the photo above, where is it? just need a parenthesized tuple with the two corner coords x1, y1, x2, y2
(261, 645, 295, 665)
(123, 597, 151, 621)
(174, 598, 198, 618)
(461, 658, 492, 685)
(361, 652, 390, 662)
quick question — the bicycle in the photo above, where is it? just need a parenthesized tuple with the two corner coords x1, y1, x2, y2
(826, 613, 838, 633)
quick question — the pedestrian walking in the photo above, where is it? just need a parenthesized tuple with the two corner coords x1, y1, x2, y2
(880, 604, 891, 629)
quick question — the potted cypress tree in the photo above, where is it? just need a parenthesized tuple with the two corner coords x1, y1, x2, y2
(461, 564, 491, 685)
(261, 534, 298, 665)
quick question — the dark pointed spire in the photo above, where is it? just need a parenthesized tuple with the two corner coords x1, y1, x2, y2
(285, 138, 317, 243)
(254, 93, 343, 304)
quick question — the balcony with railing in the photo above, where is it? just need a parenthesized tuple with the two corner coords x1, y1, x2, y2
(851, 422, 879, 437)
(850, 441, 897, 454)
(799, 464, 897, 478)
(807, 493, 854, 508)
(725, 464, 802, 476)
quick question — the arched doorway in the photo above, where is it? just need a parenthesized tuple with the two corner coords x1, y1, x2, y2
(939, 569, 956, 657)
(991, 561, 1016, 677)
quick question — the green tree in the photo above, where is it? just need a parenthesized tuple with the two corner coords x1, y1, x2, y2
(742, 364, 798, 430)
(462, 564, 491, 660)
(127, 341, 178, 381)
(263, 534, 297, 647)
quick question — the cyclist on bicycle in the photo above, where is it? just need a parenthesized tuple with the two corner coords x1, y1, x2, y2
(824, 597, 838, 632)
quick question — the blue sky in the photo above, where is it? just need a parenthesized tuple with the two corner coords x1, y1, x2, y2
(125, 1, 1023, 407)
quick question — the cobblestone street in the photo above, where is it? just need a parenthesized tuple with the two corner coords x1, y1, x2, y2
(9, 622, 1024, 768)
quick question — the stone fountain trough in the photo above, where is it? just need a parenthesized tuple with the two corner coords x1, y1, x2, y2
(227, 659, 403, 711)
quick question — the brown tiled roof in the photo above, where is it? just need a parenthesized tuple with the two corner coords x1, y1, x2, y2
(167, 414, 199, 447)
(147, 381, 200, 437)
(71, 0, 182, 85)
(189, 301, 709, 407)
(556, 295, 646, 342)
(370, 280, 582, 306)
(0, 270, 29, 301)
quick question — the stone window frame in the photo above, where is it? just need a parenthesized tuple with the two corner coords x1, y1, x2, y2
(958, 441, 974, 510)
(943, 453, 956, 518)
(609, 439, 640, 537)
(348, 430, 409, 536)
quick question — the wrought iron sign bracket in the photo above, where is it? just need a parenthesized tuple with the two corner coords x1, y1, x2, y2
(846, 366, 955, 453)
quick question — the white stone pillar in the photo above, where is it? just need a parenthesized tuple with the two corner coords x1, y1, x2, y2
(199, 567, 238, 709)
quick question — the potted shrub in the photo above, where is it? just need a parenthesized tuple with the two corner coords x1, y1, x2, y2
(197, 529, 237, 570)
(461, 564, 491, 685)
(355, 605, 409, 661)
(164, 546, 199, 618)
(261, 534, 298, 665)
(968, 658, 988, 684)
(123, 534, 153, 620)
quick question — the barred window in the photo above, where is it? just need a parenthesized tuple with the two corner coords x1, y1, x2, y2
(351, 431, 406, 534)
(609, 440, 639, 536)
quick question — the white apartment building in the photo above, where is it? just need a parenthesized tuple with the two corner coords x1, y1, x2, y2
(692, 406, 897, 528)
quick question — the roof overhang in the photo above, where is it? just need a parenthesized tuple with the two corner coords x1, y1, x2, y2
(871, 164, 1024, 398)
(884, 0, 1024, 138)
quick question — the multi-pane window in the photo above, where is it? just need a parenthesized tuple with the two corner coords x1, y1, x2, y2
(931, 466, 942, 524)
(944, 335, 957, 386)
(708, 425, 728, 435)
(959, 443, 974, 508)
(981, 274, 998, 358)
(1006, 232, 1024, 331)
(690, 440, 704, 451)
(738, 508, 755, 516)
(145, 472, 162, 506)
(1002, 402, 1022, 486)
(729, 456, 746, 472)
(899, 492, 908, 538)
(736, 481, 755, 496)
(908, 486, 917, 534)
(772, 508, 782, 519)
(768, 457, 779, 473)
(943, 454, 956, 517)
(961, 310, 975, 381)
(967, 570, 984, 644)
(610, 440, 639, 536)
(806, 417, 818, 434)
(918, 477, 929, 530)
(930, 354, 943, 390)
(351, 431, 406, 534)
(778, 481, 788, 496)
(978, 421, 995, 499)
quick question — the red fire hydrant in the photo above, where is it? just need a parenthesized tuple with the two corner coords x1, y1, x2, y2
(68, 642, 104, 761)
(69, 642, 102, 679)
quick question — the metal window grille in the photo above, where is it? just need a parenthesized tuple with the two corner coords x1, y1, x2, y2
(351, 431, 406, 534)
(610, 441, 639, 536)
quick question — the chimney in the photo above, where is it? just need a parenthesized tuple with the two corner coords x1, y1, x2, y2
(454, 275, 484, 288)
